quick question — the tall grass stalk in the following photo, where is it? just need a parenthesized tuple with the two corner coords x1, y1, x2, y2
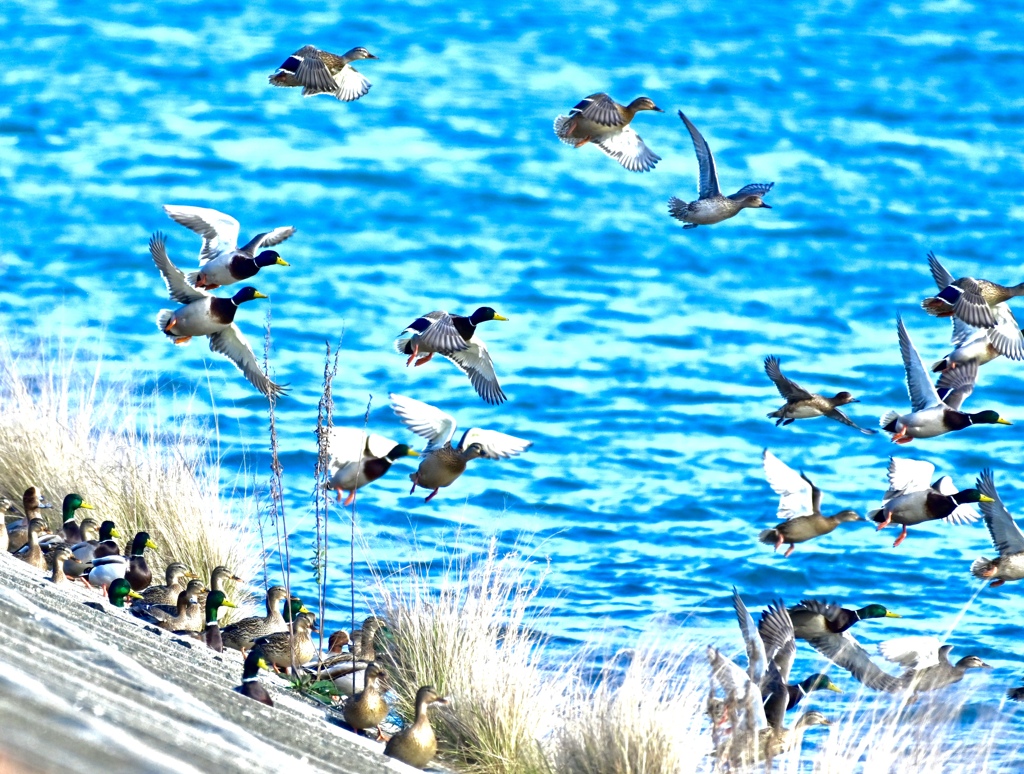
(0, 338, 258, 616)
(312, 339, 342, 653)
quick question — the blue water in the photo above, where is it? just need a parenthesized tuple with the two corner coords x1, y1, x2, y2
(5, 0, 1024, 759)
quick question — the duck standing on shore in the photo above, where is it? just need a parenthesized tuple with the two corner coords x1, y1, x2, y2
(554, 93, 664, 172)
(384, 685, 449, 769)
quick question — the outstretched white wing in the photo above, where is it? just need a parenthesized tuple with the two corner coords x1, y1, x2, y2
(884, 457, 934, 497)
(594, 126, 661, 173)
(459, 428, 532, 459)
(898, 316, 943, 411)
(879, 635, 943, 670)
(762, 450, 813, 520)
(149, 232, 208, 305)
(934, 476, 980, 525)
(389, 393, 458, 450)
(445, 338, 507, 406)
(163, 205, 241, 265)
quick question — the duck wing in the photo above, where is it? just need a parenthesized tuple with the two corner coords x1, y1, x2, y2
(458, 428, 532, 459)
(824, 407, 878, 435)
(402, 311, 469, 354)
(389, 393, 458, 450)
(731, 589, 766, 684)
(149, 232, 208, 304)
(757, 599, 796, 684)
(986, 303, 1024, 361)
(572, 93, 627, 127)
(333, 65, 372, 102)
(238, 227, 297, 255)
(289, 46, 341, 96)
(763, 356, 813, 401)
(977, 469, 1024, 557)
(762, 450, 814, 520)
(163, 205, 241, 265)
(208, 325, 288, 398)
(879, 635, 943, 670)
(885, 457, 935, 498)
(934, 360, 977, 411)
(707, 647, 768, 731)
(949, 316, 981, 348)
(807, 632, 903, 693)
(677, 111, 721, 198)
(897, 315, 943, 411)
(444, 338, 507, 405)
(927, 251, 956, 290)
(951, 278, 1000, 328)
(934, 476, 981, 525)
(594, 126, 661, 173)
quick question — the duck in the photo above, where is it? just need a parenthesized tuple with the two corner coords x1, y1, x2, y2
(879, 315, 1010, 442)
(868, 457, 987, 547)
(759, 711, 832, 761)
(15, 519, 48, 571)
(763, 356, 875, 434)
(236, 649, 274, 706)
(390, 393, 532, 502)
(787, 599, 901, 640)
(808, 634, 990, 694)
(970, 468, 1024, 587)
(554, 93, 663, 172)
(196, 565, 243, 609)
(921, 252, 1024, 339)
(668, 111, 773, 229)
(383, 685, 449, 769)
(140, 562, 193, 605)
(199, 590, 237, 652)
(70, 519, 121, 562)
(55, 493, 95, 543)
(221, 585, 291, 652)
(48, 547, 74, 584)
(106, 578, 144, 609)
(394, 307, 510, 405)
(268, 45, 378, 101)
(132, 579, 206, 631)
(149, 232, 287, 398)
(124, 532, 158, 591)
(7, 486, 52, 553)
(320, 616, 387, 695)
(253, 612, 317, 672)
(162, 205, 293, 290)
(325, 428, 419, 505)
(87, 532, 157, 591)
(342, 662, 389, 736)
(931, 312, 1024, 374)
(758, 450, 863, 558)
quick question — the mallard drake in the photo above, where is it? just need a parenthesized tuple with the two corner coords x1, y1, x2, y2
(808, 634, 990, 694)
(880, 315, 1010, 442)
(868, 457, 987, 547)
(106, 578, 144, 609)
(125, 531, 158, 591)
(196, 565, 242, 609)
(384, 685, 449, 769)
(931, 312, 1024, 374)
(254, 612, 317, 672)
(221, 585, 290, 652)
(7, 486, 52, 553)
(200, 590, 237, 652)
(87, 532, 157, 590)
(764, 356, 875, 434)
(390, 393, 532, 501)
(55, 493, 95, 543)
(269, 45, 378, 101)
(668, 111, 773, 228)
(149, 232, 286, 398)
(758, 450, 862, 557)
(970, 469, 1024, 587)
(394, 308, 509, 405)
(325, 428, 418, 505)
(140, 562, 193, 605)
(162, 205, 293, 291)
(236, 650, 274, 706)
(554, 93, 663, 172)
(787, 599, 901, 640)
(343, 662, 389, 735)
(922, 252, 1024, 337)
(15, 519, 48, 571)
(132, 579, 206, 631)
(48, 547, 74, 584)
(71, 519, 121, 562)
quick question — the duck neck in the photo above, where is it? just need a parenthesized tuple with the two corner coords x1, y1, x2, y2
(242, 651, 263, 681)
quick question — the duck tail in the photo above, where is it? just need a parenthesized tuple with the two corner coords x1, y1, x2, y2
(394, 335, 412, 355)
(931, 357, 949, 373)
(970, 557, 998, 579)
(868, 508, 885, 523)
(155, 310, 174, 335)
(878, 411, 899, 432)
(185, 270, 201, 287)
(553, 115, 575, 144)
(758, 528, 778, 545)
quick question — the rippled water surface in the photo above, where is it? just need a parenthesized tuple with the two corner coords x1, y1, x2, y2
(5, 0, 1024, 760)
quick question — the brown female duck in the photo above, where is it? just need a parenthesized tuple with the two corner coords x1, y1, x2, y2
(384, 685, 449, 769)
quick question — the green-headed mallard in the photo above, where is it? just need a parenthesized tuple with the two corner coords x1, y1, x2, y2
(383, 685, 449, 769)
(236, 650, 274, 706)
(668, 111, 773, 228)
(149, 232, 286, 398)
(269, 45, 378, 101)
(390, 393, 532, 502)
(394, 308, 510, 405)
(162, 205, 293, 291)
(325, 428, 419, 505)
(880, 315, 1010, 442)
(7, 486, 51, 553)
(868, 457, 988, 547)
(970, 468, 1024, 587)
(88, 532, 157, 591)
(56, 493, 95, 543)
(763, 356, 875, 434)
(140, 562, 193, 605)
(201, 590, 237, 652)
(71, 519, 120, 561)
(107, 578, 144, 608)
(221, 585, 290, 652)
(254, 612, 317, 672)
(132, 579, 206, 631)
(759, 450, 862, 557)
(554, 93, 664, 172)
(48, 547, 74, 584)
(342, 662, 389, 735)
(787, 599, 901, 640)
(808, 634, 990, 694)
(921, 252, 1024, 341)
(124, 531, 158, 591)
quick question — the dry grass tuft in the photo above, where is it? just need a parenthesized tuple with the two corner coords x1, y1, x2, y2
(0, 339, 258, 613)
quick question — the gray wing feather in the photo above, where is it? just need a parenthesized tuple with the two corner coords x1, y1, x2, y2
(897, 315, 943, 411)
(927, 252, 956, 290)
(444, 339, 507, 405)
(807, 632, 903, 693)
(764, 356, 812, 401)
(149, 232, 208, 305)
(757, 599, 796, 685)
(977, 469, 1024, 556)
(574, 93, 627, 127)
(731, 589, 766, 684)
(825, 407, 878, 434)
(953, 278, 999, 328)
(935, 360, 977, 411)
(208, 326, 287, 398)
(677, 111, 720, 198)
